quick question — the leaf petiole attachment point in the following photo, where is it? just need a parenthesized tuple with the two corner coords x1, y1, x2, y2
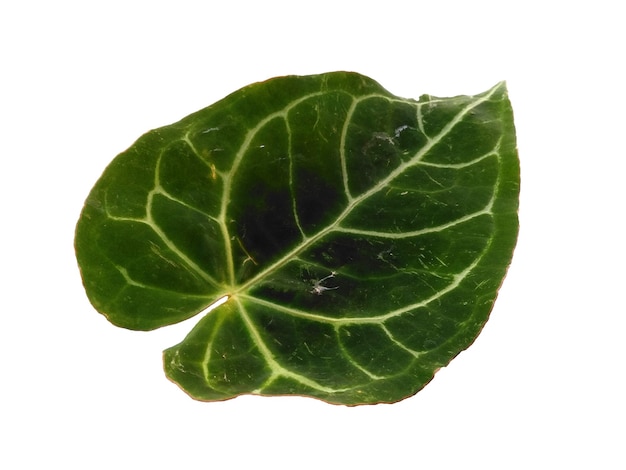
(200, 295, 230, 316)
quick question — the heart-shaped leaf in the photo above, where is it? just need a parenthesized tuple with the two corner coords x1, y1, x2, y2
(75, 72, 519, 405)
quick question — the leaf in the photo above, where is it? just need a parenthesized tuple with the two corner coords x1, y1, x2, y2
(75, 72, 519, 405)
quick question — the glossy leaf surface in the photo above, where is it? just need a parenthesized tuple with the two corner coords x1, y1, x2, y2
(75, 72, 519, 405)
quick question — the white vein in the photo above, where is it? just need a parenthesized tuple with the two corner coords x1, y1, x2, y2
(104, 152, 221, 289)
(287, 118, 307, 239)
(381, 324, 423, 358)
(235, 297, 349, 395)
(216, 92, 332, 284)
(335, 196, 493, 239)
(339, 96, 358, 202)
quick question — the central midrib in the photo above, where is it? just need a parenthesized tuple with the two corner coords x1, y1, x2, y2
(233, 85, 500, 296)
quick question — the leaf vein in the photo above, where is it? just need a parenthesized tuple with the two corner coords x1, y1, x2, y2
(235, 85, 500, 293)
(237, 298, 348, 395)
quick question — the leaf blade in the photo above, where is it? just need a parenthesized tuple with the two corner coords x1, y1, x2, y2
(76, 72, 519, 404)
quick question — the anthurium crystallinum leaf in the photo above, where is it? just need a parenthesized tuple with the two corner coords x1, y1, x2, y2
(75, 72, 519, 405)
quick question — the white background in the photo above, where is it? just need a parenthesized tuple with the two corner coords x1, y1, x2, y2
(2, 0, 624, 468)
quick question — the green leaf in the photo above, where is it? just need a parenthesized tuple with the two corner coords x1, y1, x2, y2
(75, 72, 519, 405)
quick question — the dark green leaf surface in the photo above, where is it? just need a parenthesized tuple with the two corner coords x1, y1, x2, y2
(75, 72, 519, 405)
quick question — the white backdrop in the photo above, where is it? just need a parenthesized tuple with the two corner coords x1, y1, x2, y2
(2, 1, 624, 468)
